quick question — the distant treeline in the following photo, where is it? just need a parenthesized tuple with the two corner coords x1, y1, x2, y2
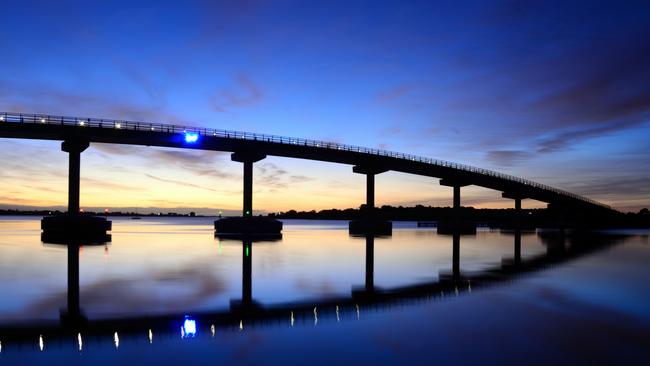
(269, 205, 650, 228)
(2, 206, 649, 227)
(271, 205, 544, 221)
(0, 209, 206, 217)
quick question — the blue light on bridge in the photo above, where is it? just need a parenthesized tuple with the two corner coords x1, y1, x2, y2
(183, 317, 197, 337)
(184, 131, 199, 143)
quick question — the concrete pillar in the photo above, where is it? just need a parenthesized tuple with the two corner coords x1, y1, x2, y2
(61, 140, 89, 215)
(67, 244, 80, 316)
(366, 174, 375, 210)
(243, 161, 253, 217)
(365, 235, 374, 291)
(231, 152, 266, 218)
(352, 165, 388, 222)
(452, 233, 460, 280)
(453, 185, 461, 209)
(242, 240, 252, 305)
(515, 198, 522, 211)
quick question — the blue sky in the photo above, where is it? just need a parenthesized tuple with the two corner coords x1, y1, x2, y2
(1, 0, 649, 213)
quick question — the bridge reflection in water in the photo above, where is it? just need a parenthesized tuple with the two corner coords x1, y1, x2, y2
(0, 230, 628, 349)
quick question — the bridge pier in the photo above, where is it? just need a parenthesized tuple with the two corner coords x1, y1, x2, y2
(65, 140, 87, 215)
(453, 185, 461, 209)
(502, 192, 526, 212)
(349, 166, 392, 235)
(437, 179, 475, 234)
(215, 152, 282, 237)
(41, 139, 111, 242)
(500, 192, 535, 230)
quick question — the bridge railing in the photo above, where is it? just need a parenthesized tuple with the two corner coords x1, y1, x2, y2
(0, 112, 611, 209)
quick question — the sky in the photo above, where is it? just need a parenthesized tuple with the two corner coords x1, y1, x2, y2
(1, 0, 649, 214)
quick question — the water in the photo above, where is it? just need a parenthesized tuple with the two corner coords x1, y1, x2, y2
(0, 217, 649, 365)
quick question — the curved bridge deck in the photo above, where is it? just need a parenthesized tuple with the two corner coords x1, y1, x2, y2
(0, 112, 610, 210)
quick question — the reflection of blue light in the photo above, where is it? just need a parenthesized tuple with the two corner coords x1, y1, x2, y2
(183, 318, 197, 337)
(184, 132, 199, 143)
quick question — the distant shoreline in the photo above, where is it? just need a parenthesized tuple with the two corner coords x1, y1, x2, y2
(1, 205, 649, 227)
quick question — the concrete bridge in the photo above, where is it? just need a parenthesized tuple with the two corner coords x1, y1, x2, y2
(0, 112, 612, 236)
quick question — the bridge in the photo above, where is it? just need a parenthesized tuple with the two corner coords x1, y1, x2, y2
(0, 112, 612, 236)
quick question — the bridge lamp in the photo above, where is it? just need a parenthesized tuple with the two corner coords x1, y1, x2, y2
(0, 115, 4, 121)
(40, 118, 46, 123)
(116, 123, 122, 129)
(78, 120, 85, 126)
(184, 131, 199, 143)
(182, 317, 197, 337)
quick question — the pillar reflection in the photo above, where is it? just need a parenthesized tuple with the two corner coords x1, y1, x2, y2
(242, 239, 253, 306)
(452, 233, 460, 280)
(67, 243, 81, 319)
(42, 236, 110, 325)
(514, 229, 522, 266)
(365, 234, 375, 292)
(226, 235, 281, 311)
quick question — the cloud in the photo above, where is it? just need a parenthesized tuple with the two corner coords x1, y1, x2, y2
(486, 150, 533, 166)
(429, 2, 650, 159)
(289, 175, 313, 183)
(210, 74, 264, 112)
(255, 162, 289, 189)
(81, 177, 142, 191)
(144, 173, 226, 193)
(376, 85, 413, 104)
(11, 260, 229, 319)
(117, 61, 167, 103)
(0, 79, 177, 122)
(92, 144, 235, 179)
(535, 120, 647, 153)
(561, 176, 650, 198)
(253, 163, 313, 191)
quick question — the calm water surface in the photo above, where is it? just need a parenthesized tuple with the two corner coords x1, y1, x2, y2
(0, 217, 648, 365)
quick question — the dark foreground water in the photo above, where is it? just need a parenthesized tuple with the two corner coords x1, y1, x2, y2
(0, 217, 649, 365)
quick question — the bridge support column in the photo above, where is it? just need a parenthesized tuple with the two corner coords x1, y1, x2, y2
(41, 140, 111, 242)
(215, 151, 283, 236)
(438, 179, 475, 234)
(440, 179, 470, 210)
(515, 198, 522, 211)
(501, 192, 533, 230)
(242, 159, 254, 217)
(63, 140, 89, 215)
(366, 173, 376, 212)
(453, 185, 461, 209)
(349, 166, 391, 235)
